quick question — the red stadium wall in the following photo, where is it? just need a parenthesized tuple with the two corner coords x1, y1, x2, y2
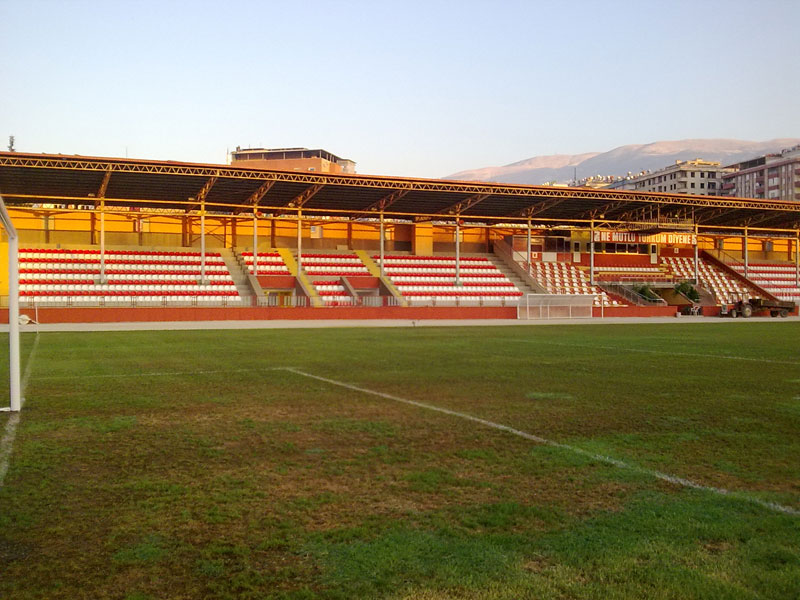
(2, 306, 519, 324)
(347, 277, 381, 289)
(592, 305, 678, 318)
(1, 304, 689, 324)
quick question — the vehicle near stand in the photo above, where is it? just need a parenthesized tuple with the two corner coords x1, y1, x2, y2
(721, 297, 795, 318)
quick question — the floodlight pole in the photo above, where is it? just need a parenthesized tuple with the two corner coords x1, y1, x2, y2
(455, 219, 461, 286)
(0, 194, 21, 412)
(252, 211, 258, 277)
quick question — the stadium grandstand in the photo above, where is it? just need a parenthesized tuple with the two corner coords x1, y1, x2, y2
(0, 151, 799, 323)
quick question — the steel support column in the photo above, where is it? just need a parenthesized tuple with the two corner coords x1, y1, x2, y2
(693, 225, 699, 283)
(743, 227, 748, 278)
(200, 199, 207, 283)
(589, 221, 595, 286)
(253, 212, 258, 277)
(796, 232, 799, 288)
(297, 208, 303, 273)
(100, 199, 106, 281)
(526, 217, 532, 276)
(379, 212, 385, 277)
(455, 220, 461, 286)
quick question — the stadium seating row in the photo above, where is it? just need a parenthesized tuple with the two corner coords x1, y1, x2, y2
(663, 256, 753, 304)
(313, 281, 354, 305)
(375, 255, 522, 303)
(241, 251, 292, 275)
(20, 248, 218, 257)
(726, 261, 800, 302)
(530, 262, 622, 307)
(301, 255, 367, 304)
(17, 248, 241, 305)
(592, 264, 673, 282)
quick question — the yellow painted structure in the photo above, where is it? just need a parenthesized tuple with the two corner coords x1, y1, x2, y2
(0, 240, 8, 295)
(3, 206, 796, 263)
(412, 223, 433, 255)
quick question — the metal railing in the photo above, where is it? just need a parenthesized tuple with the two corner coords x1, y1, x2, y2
(600, 283, 667, 306)
(253, 295, 402, 308)
(9, 292, 519, 310)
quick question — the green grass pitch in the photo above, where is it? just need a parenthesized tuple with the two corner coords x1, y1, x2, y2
(1, 322, 799, 599)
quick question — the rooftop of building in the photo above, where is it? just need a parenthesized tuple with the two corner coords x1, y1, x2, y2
(231, 147, 354, 164)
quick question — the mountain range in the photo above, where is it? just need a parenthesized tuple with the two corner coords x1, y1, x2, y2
(444, 139, 800, 185)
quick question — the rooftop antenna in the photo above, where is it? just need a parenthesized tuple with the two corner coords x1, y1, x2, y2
(7, 135, 15, 152)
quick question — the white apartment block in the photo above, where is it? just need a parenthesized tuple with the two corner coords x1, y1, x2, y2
(609, 159, 732, 196)
(720, 145, 800, 201)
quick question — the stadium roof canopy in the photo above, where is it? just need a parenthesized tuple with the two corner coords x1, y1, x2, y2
(1, 152, 799, 234)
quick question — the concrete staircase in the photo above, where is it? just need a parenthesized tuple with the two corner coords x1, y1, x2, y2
(219, 248, 255, 303)
(355, 250, 407, 306)
(488, 254, 544, 298)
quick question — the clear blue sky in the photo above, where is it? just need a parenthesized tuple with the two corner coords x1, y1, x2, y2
(1, 0, 798, 178)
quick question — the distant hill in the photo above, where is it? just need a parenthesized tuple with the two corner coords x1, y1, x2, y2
(444, 139, 800, 185)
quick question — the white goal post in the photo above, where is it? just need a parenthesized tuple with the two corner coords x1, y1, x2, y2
(517, 294, 595, 320)
(0, 194, 21, 412)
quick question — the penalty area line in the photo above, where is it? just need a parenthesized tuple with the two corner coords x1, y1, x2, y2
(281, 367, 799, 517)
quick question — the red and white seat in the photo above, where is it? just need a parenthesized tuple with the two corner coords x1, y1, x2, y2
(375, 255, 522, 304)
(18, 248, 241, 303)
(312, 280, 355, 306)
(663, 256, 755, 304)
(299, 254, 370, 276)
(727, 261, 800, 302)
(530, 262, 621, 307)
(593, 264, 672, 282)
(240, 251, 291, 275)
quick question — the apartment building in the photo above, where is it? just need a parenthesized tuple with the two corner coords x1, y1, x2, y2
(608, 159, 732, 196)
(719, 144, 800, 201)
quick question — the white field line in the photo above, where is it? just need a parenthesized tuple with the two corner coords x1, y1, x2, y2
(0, 333, 40, 488)
(282, 367, 800, 517)
(507, 339, 800, 366)
(34, 367, 291, 381)
(21, 333, 40, 395)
